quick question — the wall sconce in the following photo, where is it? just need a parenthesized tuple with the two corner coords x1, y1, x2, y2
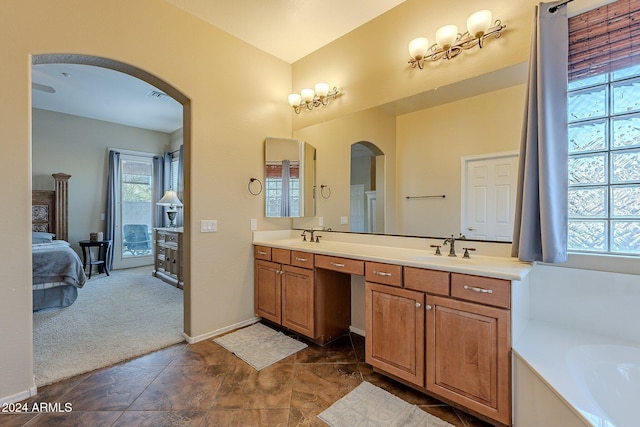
(288, 82, 340, 114)
(408, 10, 506, 69)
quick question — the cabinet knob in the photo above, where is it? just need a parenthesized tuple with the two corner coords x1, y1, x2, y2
(415, 302, 421, 308)
(426, 305, 433, 311)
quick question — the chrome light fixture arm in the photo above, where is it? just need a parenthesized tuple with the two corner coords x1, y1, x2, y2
(409, 20, 506, 69)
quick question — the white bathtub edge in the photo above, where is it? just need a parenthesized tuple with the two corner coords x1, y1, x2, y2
(513, 320, 632, 427)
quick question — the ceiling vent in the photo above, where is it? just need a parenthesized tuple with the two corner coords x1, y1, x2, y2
(146, 90, 171, 100)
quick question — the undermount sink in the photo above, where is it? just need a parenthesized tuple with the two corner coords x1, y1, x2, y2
(411, 254, 478, 263)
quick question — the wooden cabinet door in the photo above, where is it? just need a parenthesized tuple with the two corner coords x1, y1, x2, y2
(426, 295, 511, 426)
(281, 265, 314, 337)
(254, 260, 282, 324)
(167, 247, 179, 278)
(365, 282, 425, 387)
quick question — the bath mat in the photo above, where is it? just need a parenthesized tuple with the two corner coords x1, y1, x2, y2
(213, 323, 307, 370)
(318, 381, 455, 427)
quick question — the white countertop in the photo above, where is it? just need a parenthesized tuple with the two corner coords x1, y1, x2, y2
(253, 232, 533, 281)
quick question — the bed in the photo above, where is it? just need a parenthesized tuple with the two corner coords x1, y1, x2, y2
(32, 173, 87, 311)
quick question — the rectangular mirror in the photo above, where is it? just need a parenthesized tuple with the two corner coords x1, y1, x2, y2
(265, 137, 316, 218)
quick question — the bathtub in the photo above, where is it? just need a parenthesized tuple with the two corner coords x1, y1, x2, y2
(514, 322, 640, 427)
(512, 264, 640, 427)
(567, 344, 640, 427)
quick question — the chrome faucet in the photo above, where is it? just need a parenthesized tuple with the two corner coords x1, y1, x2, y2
(443, 233, 466, 257)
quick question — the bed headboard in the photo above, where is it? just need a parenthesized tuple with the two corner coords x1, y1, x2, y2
(32, 173, 71, 241)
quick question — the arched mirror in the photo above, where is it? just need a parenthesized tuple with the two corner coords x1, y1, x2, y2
(350, 141, 385, 233)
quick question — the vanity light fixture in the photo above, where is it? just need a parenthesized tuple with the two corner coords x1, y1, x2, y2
(288, 82, 340, 114)
(408, 9, 506, 69)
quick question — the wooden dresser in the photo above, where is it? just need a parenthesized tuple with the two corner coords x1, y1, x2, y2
(153, 227, 183, 289)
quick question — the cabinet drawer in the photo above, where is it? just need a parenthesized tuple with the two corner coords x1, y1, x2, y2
(451, 273, 510, 309)
(404, 267, 450, 296)
(291, 251, 314, 269)
(315, 255, 364, 275)
(164, 232, 179, 247)
(272, 248, 291, 264)
(365, 262, 402, 287)
(254, 245, 272, 260)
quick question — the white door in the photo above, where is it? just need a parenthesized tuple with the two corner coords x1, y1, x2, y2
(462, 152, 518, 241)
(350, 184, 365, 232)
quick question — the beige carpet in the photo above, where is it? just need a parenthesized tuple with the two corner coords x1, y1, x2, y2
(318, 382, 455, 427)
(33, 266, 184, 386)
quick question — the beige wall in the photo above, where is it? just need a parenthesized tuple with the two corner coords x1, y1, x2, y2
(32, 108, 171, 253)
(396, 84, 526, 237)
(293, 108, 397, 233)
(291, 0, 535, 131)
(4, 0, 622, 403)
(1, 0, 290, 400)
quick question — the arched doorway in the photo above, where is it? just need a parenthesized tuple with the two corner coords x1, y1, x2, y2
(31, 54, 191, 376)
(350, 141, 385, 233)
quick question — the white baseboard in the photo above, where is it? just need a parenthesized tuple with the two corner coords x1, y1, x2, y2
(0, 383, 37, 405)
(350, 326, 365, 337)
(182, 317, 260, 344)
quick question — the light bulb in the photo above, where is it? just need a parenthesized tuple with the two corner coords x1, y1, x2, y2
(288, 93, 301, 107)
(435, 25, 458, 50)
(315, 83, 330, 98)
(408, 37, 429, 60)
(301, 88, 315, 103)
(467, 10, 492, 39)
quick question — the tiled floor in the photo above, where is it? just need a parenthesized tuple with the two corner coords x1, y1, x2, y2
(4, 324, 494, 426)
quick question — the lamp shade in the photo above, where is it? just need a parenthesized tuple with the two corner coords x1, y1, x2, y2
(408, 37, 429, 60)
(301, 88, 315, 103)
(157, 190, 183, 207)
(467, 10, 492, 38)
(314, 82, 330, 98)
(288, 93, 302, 107)
(435, 25, 458, 50)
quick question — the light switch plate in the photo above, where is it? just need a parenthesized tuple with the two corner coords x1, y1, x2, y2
(201, 219, 217, 232)
(250, 218, 257, 231)
(340, 216, 348, 225)
(319, 217, 324, 226)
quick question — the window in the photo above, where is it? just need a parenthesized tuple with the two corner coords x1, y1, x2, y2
(265, 162, 300, 217)
(120, 155, 154, 259)
(567, 0, 640, 255)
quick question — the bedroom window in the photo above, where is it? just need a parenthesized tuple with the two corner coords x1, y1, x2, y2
(567, 0, 640, 256)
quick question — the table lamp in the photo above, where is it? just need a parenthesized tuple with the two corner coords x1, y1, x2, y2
(157, 189, 183, 227)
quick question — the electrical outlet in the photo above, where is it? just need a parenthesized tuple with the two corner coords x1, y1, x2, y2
(200, 219, 217, 232)
(250, 218, 257, 231)
(340, 216, 348, 225)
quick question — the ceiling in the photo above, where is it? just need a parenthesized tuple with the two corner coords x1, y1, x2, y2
(31, 0, 405, 134)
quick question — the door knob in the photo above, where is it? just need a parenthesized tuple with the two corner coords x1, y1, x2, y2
(467, 226, 476, 231)
(426, 305, 433, 311)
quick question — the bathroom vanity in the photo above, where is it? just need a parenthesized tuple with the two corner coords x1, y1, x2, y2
(253, 230, 532, 426)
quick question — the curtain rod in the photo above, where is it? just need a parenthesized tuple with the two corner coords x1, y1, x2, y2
(549, 0, 575, 13)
